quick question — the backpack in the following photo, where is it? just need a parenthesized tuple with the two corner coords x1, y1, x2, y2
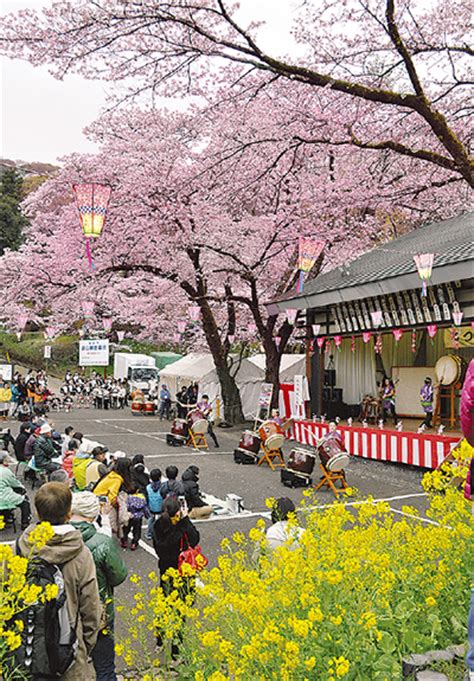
(11, 552, 78, 678)
(72, 455, 91, 491)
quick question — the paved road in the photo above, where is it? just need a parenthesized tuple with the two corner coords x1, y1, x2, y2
(1, 407, 430, 669)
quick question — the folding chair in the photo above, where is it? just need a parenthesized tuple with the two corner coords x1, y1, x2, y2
(313, 462, 348, 497)
(258, 443, 285, 471)
(186, 430, 209, 450)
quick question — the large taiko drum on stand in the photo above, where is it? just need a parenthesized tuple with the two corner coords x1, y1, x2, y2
(258, 420, 284, 452)
(318, 436, 350, 471)
(131, 401, 144, 415)
(171, 418, 188, 442)
(237, 430, 261, 455)
(143, 401, 156, 415)
(435, 355, 464, 386)
(287, 448, 315, 475)
(187, 409, 208, 435)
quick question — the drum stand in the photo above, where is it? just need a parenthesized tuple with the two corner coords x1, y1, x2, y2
(187, 431, 209, 450)
(313, 463, 348, 498)
(433, 384, 460, 430)
(257, 444, 285, 471)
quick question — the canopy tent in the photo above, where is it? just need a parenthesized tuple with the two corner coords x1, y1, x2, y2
(247, 354, 306, 382)
(150, 351, 183, 371)
(158, 353, 264, 419)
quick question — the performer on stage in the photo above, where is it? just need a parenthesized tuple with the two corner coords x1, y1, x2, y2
(381, 377, 397, 425)
(196, 394, 219, 448)
(420, 377, 434, 428)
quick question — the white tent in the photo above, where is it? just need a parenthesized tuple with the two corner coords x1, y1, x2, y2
(247, 354, 306, 382)
(159, 353, 264, 420)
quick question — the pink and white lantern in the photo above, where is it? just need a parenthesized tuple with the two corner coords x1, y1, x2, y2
(427, 324, 437, 339)
(334, 335, 342, 351)
(17, 313, 29, 331)
(392, 329, 403, 342)
(81, 300, 94, 318)
(316, 336, 325, 349)
(312, 324, 321, 336)
(413, 253, 435, 296)
(102, 318, 113, 332)
(177, 320, 187, 333)
(227, 334, 235, 344)
(452, 311, 463, 326)
(117, 330, 125, 342)
(188, 305, 200, 322)
(44, 326, 57, 340)
(286, 309, 298, 325)
(362, 331, 372, 344)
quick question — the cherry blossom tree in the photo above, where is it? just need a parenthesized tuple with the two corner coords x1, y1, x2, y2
(1, 0, 472, 185)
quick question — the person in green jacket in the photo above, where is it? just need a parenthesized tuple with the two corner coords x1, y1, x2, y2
(0, 451, 31, 529)
(71, 491, 128, 681)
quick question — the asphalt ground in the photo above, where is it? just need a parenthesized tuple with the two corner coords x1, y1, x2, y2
(1, 407, 432, 674)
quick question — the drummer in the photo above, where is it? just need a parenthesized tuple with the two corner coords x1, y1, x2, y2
(420, 377, 434, 429)
(176, 385, 189, 419)
(196, 394, 219, 448)
(270, 408, 283, 427)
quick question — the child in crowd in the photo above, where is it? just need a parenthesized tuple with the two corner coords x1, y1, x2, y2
(146, 468, 163, 540)
(123, 487, 150, 550)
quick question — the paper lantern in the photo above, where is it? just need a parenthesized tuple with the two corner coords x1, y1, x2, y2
(188, 305, 200, 322)
(452, 311, 463, 326)
(312, 324, 321, 336)
(370, 310, 383, 328)
(102, 318, 113, 332)
(286, 309, 298, 325)
(17, 314, 28, 330)
(362, 332, 372, 344)
(413, 253, 434, 296)
(316, 337, 325, 349)
(81, 300, 94, 317)
(392, 329, 403, 342)
(72, 183, 112, 268)
(177, 320, 186, 333)
(374, 334, 382, 354)
(117, 330, 125, 342)
(297, 237, 324, 292)
(44, 326, 57, 340)
(427, 324, 437, 338)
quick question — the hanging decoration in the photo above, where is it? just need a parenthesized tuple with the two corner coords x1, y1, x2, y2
(72, 183, 112, 269)
(427, 324, 437, 341)
(471, 321, 474, 331)
(392, 329, 403, 342)
(188, 305, 200, 322)
(275, 336, 281, 349)
(297, 237, 325, 293)
(17, 313, 29, 331)
(370, 310, 383, 328)
(411, 329, 417, 353)
(413, 253, 434, 296)
(312, 324, 321, 337)
(227, 334, 235, 344)
(452, 310, 463, 326)
(286, 309, 298, 325)
(15, 332, 22, 341)
(117, 330, 125, 342)
(102, 318, 113, 333)
(324, 339, 331, 354)
(334, 335, 342, 352)
(81, 300, 94, 318)
(177, 320, 186, 334)
(44, 326, 57, 340)
(316, 337, 325, 349)
(450, 328, 461, 349)
(374, 334, 382, 354)
(308, 340, 314, 354)
(351, 336, 356, 353)
(362, 331, 372, 344)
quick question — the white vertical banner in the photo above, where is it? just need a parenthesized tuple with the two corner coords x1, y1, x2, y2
(293, 375, 306, 418)
(44, 346, 51, 359)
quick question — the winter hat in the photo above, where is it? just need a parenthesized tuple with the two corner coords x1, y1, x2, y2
(39, 423, 52, 434)
(71, 492, 100, 520)
(0, 451, 11, 464)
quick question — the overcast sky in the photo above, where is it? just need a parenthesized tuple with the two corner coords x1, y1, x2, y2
(0, 0, 299, 165)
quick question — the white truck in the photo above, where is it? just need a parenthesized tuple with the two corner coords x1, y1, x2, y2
(113, 353, 160, 393)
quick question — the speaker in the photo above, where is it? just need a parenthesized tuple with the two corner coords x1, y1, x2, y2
(324, 369, 336, 387)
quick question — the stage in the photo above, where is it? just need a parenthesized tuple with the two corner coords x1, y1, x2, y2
(291, 420, 460, 469)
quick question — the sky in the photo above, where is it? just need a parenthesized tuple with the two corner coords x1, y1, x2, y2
(0, 0, 299, 165)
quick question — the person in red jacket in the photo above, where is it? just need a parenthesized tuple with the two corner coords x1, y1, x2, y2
(62, 439, 79, 479)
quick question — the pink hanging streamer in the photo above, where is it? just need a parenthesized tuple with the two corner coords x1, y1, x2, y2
(85, 239, 96, 270)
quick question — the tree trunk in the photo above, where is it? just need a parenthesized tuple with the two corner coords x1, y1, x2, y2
(199, 297, 246, 425)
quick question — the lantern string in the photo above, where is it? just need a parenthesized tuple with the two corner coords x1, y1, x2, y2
(85, 239, 96, 270)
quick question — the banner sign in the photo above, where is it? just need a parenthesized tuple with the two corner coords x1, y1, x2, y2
(258, 382, 274, 409)
(0, 364, 13, 381)
(79, 339, 110, 367)
(444, 326, 474, 348)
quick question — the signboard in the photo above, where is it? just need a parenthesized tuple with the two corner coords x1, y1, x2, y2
(0, 364, 13, 381)
(293, 374, 310, 417)
(258, 382, 273, 410)
(444, 326, 474, 348)
(79, 339, 110, 367)
(44, 346, 51, 359)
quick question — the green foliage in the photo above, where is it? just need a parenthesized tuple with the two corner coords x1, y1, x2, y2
(0, 169, 29, 254)
(0, 331, 77, 377)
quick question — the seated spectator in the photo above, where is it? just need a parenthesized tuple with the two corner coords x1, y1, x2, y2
(14, 422, 33, 462)
(85, 446, 109, 490)
(61, 426, 75, 456)
(0, 451, 31, 529)
(33, 423, 60, 475)
(17, 399, 32, 422)
(17, 483, 102, 680)
(131, 454, 150, 494)
(71, 492, 128, 681)
(145, 468, 163, 540)
(49, 469, 70, 484)
(62, 439, 79, 479)
(181, 465, 213, 520)
(160, 465, 185, 500)
(266, 497, 304, 551)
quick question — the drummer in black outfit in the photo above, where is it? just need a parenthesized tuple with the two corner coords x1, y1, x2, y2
(176, 386, 189, 419)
